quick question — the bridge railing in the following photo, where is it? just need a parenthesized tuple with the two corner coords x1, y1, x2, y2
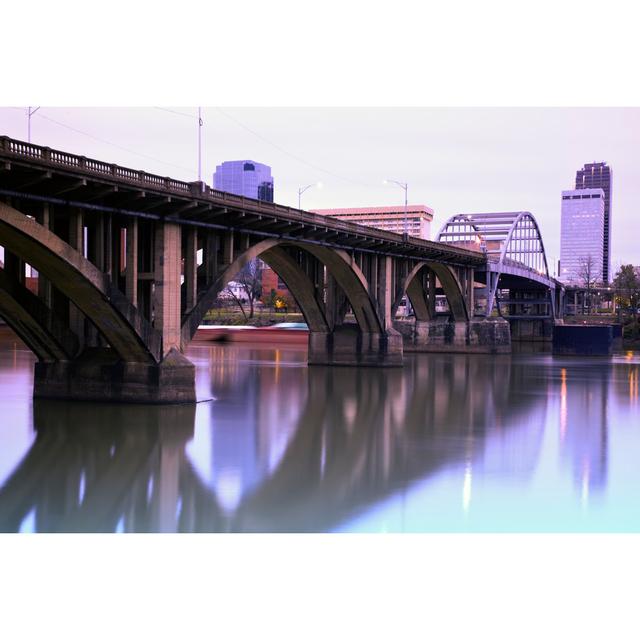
(0, 136, 487, 262)
(487, 255, 552, 283)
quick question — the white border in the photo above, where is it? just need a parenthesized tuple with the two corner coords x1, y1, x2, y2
(2, 1, 638, 637)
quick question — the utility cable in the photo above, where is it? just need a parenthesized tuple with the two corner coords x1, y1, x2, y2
(154, 107, 197, 120)
(34, 111, 194, 173)
(214, 107, 379, 188)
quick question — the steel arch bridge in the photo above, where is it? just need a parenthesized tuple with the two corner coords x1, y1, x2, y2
(437, 212, 560, 319)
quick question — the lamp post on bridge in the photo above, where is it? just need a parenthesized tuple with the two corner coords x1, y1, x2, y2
(298, 182, 322, 210)
(27, 107, 40, 143)
(384, 179, 410, 317)
(197, 107, 203, 182)
(384, 179, 408, 238)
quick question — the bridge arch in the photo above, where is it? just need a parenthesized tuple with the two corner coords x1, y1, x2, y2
(498, 212, 550, 276)
(401, 261, 469, 322)
(437, 211, 550, 277)
(0, 201, 162, 363)
(437, 211, 554, 317)
(181, 239, 384, 346)
(436, 214, 485, 250)
(0, 269, 79, 362)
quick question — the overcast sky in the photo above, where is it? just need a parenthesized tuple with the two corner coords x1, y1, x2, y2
(1, 107, 638, 273)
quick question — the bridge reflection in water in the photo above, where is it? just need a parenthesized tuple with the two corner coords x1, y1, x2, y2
(0, 343, 571, 533)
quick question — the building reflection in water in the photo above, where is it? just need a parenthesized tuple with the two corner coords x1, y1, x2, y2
(556, 360, 609, 505)
(0, 344, 562, 533)
(201, 346, 308, 517)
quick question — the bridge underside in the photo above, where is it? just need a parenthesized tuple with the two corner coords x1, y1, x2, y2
(0, 136, 511, 403)
(0, 194, 498, 401)
(474, 270, 557, 343)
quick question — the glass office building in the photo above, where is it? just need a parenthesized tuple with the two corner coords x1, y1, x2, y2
(575, 162, 612, 283)
(213, 160, 274, 202)
(559, 188, 605, 284)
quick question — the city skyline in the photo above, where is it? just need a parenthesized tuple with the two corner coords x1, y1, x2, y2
(0, 107, 638, 272)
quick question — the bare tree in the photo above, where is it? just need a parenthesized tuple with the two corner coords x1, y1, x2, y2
(577, 255, 601, 313)
(225, 259, 262, 320)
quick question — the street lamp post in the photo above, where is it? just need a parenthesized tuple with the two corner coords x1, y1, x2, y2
(197, 107, 203, 182)
(384, 179, 410, 317)
(298, 182, 322, 210)
(384, 179, 408, 238)
(27, 107, 40, 143)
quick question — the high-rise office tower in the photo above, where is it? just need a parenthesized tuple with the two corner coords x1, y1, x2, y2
(575, 162, 612, 283)
(213, 160, 274, 202)
(559, 188, 605, 284)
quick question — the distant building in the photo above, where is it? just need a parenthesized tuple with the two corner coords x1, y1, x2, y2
(575, 162, 612, 283)
(213, 160, 274, 202)
(310, 205, 434, 240)
(261, 267, 298, 310)
(218, 281, 250, 302)
(560, 188, 605, 285)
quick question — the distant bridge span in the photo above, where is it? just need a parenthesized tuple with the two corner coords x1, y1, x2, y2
(437, 211, 563, 324)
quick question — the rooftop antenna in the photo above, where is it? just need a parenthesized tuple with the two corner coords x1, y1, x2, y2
(27, 107, 40, 143)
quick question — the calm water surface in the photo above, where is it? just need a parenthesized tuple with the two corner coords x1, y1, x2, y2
(0, 327, 639, 533)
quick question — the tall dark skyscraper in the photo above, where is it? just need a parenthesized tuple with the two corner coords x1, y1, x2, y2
(575, 162, 612, 283)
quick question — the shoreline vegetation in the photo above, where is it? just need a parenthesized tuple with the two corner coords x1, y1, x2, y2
(202, 306, 305, 327)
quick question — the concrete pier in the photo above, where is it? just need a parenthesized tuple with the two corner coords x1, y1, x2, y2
(33, 348, 196, 403)
(509, 318, 554, 342)
(396, 318, 511, 354)
(307, 325, 404, 367)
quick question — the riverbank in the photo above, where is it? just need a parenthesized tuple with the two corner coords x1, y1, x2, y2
(203, 307, 305, 327)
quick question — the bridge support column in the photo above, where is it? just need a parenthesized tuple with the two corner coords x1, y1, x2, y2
(35, 203, 53, 307)
(4, 250, 24, 283)
(68, 209, 85, 343)
(307, 326, 403, 367)
(148, 221, 196, 400)
(184, 227, 197, 312)
(154, 222, 183, 355)
(125, 218, 138, 305)
(398, 318, 510, 354)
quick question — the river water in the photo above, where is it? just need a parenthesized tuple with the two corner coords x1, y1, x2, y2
(0, 327, 639, 533)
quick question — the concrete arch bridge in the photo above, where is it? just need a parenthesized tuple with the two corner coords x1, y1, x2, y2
(0, 136, 510, 403)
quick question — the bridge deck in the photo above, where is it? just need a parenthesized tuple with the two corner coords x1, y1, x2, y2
(0, 136, 485, 268)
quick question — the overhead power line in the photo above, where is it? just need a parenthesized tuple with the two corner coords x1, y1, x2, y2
(34, 112, 193, 173)
(153, 106, 384, 189)
(154, 107, 197, 120)
(215, 107, 378, 188)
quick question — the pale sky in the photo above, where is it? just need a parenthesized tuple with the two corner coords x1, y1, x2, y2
(1, 107, 638, 273)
